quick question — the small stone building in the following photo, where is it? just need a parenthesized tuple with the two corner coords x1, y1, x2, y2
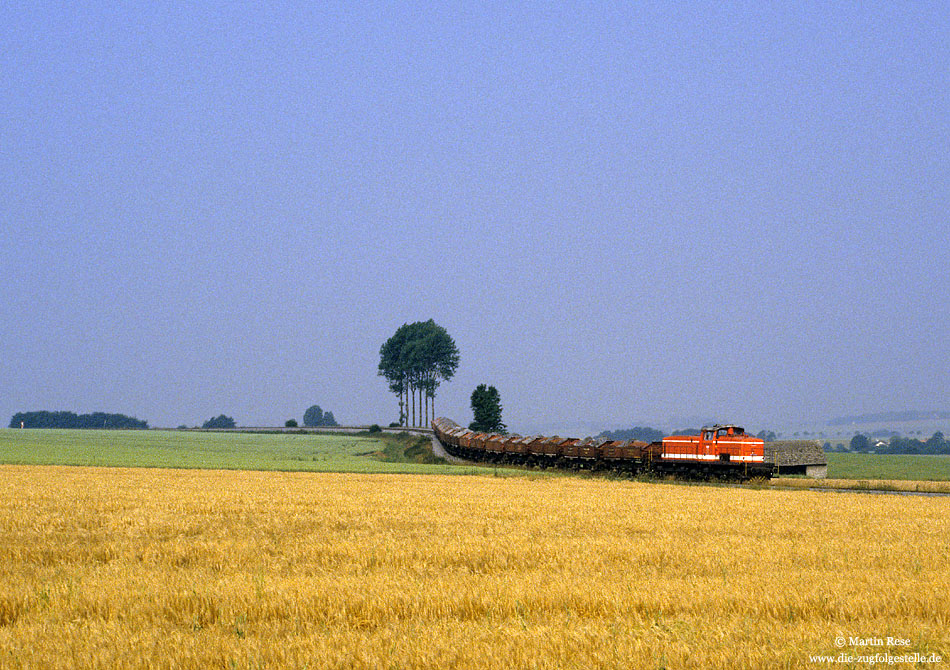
(764, 440, 828, 478)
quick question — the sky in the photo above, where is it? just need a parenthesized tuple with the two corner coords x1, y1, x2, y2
(2, 1, 948, 434)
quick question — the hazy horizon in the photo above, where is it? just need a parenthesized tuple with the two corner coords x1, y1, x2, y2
(3, 3, 947, 434)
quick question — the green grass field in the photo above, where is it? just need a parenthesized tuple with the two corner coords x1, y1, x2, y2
(825, 451, 950, 481)
(0, 429, 494, 475)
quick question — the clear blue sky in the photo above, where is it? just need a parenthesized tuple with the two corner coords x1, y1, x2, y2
(2, 2, 947, 432)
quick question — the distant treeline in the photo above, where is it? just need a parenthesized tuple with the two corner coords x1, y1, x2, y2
(597, 427, 665, 442)
(828, 410, 950, 426)
(9, 411, 148, 429)
(848, 432, 949, 455)
(598, 427, 779, 442)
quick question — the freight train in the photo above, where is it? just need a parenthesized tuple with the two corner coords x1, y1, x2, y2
(432, 417, 776, 481)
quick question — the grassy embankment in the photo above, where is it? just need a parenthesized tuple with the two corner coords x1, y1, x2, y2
(0, 466, 948, 669)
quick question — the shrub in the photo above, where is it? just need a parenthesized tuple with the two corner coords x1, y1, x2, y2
(369, 424, 382, 433)
(285, 419, 298, 428)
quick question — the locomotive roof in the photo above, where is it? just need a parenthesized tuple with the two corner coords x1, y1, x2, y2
(700, 424, 747, 433)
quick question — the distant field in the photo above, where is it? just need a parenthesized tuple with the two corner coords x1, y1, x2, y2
(1, 466, 947, 669)
(0, 429, 494, 475)
(825, 452, 950, 481)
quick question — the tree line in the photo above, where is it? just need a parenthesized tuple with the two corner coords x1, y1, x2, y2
(828, 410, 950, 426)
(378, 320, 459, 427)
(596, 427, 779, 441)
(9, 411, 148, 429)
(849, 432, 949, 455)
(197, 404, 339, 430)
(597, 426, 665, 442)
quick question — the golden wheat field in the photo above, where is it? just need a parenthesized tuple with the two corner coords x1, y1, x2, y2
(1, 466, 948, 669)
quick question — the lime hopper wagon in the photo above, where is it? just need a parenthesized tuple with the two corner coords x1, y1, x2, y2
(433, 417, 780, 481)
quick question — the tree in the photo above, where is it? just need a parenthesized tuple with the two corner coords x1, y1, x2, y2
(469, 384, 506, 434)
(303, 405, 324, 427)
(202, 415, 235, 429)
(378, 326, 411, 425)
(378, 320, 460, 427)
(303, 405, 338, 427)
(285, 419, 298, 428)
(925, 431, 946, 455)
(849, 433, 870, 452)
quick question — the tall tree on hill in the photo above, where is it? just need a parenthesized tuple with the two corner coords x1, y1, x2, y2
(378, 325, 411, 425)
(378, 320, 460, 427)
(469, 384, 506, 434)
